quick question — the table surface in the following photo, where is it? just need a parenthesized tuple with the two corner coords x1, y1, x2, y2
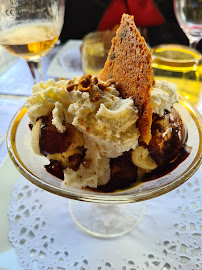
(0, 43, 201, 270)
(0, 45, 61, 269)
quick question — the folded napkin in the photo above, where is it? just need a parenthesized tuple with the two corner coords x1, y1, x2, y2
(47, 40, 84, 79)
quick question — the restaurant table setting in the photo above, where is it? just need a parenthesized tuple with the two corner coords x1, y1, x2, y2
(0, 38, 202, 269)
(0, 2, 202, 268)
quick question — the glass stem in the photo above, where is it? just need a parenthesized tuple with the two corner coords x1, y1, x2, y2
(189, 39, 198, 50)
(27, 60, 42, 84)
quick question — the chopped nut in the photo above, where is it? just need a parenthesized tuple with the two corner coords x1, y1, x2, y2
(97, 78, 115, 92)
(90, 92, 102, 102)
(92, 76, 98, 85)
(79, 74, 92, 88)
(77, 84, 91, 93)
(66, 80, 75, 92)
(98, 83, 107, 91)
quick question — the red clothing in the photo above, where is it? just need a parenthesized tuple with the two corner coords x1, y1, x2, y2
(98, 0, 165, 30)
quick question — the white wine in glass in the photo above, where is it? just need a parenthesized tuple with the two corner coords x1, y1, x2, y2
(0, 0, 65, 83)
(174, 0, 202, 49)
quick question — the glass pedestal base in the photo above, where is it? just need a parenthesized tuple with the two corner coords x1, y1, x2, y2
(69, 200, 146, 238)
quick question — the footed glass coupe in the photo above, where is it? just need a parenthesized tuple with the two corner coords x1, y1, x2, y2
(7, 95, 202, 237)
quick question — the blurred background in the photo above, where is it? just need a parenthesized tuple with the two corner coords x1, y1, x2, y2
(60, 0, 202, 52)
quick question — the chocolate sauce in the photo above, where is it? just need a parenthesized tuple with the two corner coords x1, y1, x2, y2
(93, 144, 191, 193)
(96, 151, 138, 192)
(40, 109, 191, 193)
(69, 153, 84, 171)
(148, 108, 186, 167)
(142, 144, 191, 182)
(46, 142, 191, 192)
(45, 160, 64, 180)
(29, 123, 33, 130)
(39, 117, 74, 156)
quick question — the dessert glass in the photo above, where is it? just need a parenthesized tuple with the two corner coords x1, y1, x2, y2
(7, 95, 202, 237)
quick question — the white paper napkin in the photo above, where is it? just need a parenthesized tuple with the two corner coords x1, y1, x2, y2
(47, 40, 84, 79)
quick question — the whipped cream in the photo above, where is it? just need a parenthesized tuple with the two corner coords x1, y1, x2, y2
(151, 80, 179, 116)
(27, 76, 179, 189)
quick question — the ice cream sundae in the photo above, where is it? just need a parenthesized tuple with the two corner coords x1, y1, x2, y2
(26, 14, 190, 192)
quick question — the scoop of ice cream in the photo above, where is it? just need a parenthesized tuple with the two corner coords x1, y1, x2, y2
(148, 107, 186, 167)
(31, 116, 84, 170)
(128, 107, 186, 182)
(97, 151, 138, 192)
(130, 79, 180, 172)
(31, 116, 84, 156)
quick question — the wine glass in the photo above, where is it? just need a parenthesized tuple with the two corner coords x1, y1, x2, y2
(174, 0, 202, 49)
(0, 0, 65, 83)
(7, 95, 202, 237)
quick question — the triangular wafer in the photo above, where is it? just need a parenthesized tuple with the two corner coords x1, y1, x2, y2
(99, 14, 154, 144)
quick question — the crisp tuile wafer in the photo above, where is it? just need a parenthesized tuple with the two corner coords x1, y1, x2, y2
(99, 13, 154, 144)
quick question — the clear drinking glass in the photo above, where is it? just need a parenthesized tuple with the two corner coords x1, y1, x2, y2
(0, 0, 65, 83)
(82, 31, 115, 75)
(174, 0, 202, 49)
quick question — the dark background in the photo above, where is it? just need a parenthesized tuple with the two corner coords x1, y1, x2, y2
(60, 0, 202, 52)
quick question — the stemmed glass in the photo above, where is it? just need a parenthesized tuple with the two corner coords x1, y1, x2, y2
(7, 96, 202, 237)
(0, 0, 65, 83)
(174, 0, 202, 49)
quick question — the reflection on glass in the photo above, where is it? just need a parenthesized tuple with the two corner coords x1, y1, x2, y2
(151, 44, 202, 106)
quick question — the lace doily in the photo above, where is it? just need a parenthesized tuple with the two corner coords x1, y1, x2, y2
(8, 168, 202, 270)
